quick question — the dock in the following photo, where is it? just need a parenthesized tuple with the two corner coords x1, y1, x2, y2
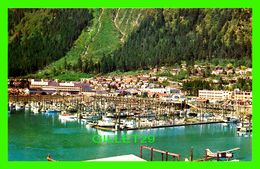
(140, 146, 181, 161)
(94, 121, 224, 132)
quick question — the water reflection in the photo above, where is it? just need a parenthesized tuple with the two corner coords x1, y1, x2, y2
(8, 111, 251, 161)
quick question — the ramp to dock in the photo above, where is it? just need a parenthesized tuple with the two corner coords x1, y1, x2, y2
(87, 154, 146, 161)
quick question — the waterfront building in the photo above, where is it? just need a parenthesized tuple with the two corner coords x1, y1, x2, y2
(234, 91, 252, 100)
(30, 79, 48, 86)
(29, 79, 92, 94)
(199, 89, 252, 101)
(198, 90, 232, 101)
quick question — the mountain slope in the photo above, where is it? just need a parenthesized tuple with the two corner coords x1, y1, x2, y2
(98, 8, 252, 73)
(35, 8, 146, 79)
(8, 9, 93, 77)
(8, 8, 252, 79)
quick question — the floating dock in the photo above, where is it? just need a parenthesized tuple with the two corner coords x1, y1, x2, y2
(93, 121, 224, 132)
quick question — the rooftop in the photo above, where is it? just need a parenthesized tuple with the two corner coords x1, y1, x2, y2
(87, 154, 146, 161)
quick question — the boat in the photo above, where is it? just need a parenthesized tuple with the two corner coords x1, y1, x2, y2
(124, 120, 138, 129)
(236, 121, 252, 134)
(15, 103, 24, 111)
(40, 107, 47, 113)
(25, 104, 30, 111)
(97, 117, 115, 127)
(223, 117, 240, 124)
(46, 109, 60, 114)
(222, 123, 228, 127)
(86, 122, 98, 128)
(106, 112, 114, 118)
(118, 112, 127, 118)
(58, 114, 77, 122)
(31, 106, 40, 114)
(45, 109, 60, 115)
(83, 115, 101, 122)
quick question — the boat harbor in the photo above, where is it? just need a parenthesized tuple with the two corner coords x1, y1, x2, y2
(8, 84, 252, 161)
(8, 94, 252, 136)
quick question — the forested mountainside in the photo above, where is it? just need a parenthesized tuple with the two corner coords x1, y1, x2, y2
(8, 9, 93, 76)
(8, 8, 251, 78)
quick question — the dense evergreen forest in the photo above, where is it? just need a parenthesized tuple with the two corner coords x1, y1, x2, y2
(8, 8, 252, 77)
(8, 9, 93, 76)
(97, 9, 252, 73)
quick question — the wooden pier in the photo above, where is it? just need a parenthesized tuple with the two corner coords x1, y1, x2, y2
(140, 146, 181, 161)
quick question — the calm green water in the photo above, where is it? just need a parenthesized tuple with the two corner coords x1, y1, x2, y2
(8, 111, 252, 161)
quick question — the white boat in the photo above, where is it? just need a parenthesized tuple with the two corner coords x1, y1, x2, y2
(106, 112, 114, 118)
(97, 117, 115, 127)
(58, 114, 77, 122)
(24, 104, 30, 111)
(86, 122, 97, 128)
(124, 120, 138, 129)
(31, 106, 39, 114)
(15, 103, 24, 111)
(222, 123, 228, 127)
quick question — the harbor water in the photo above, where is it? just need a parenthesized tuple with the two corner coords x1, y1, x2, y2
(8, 111, 252, 161)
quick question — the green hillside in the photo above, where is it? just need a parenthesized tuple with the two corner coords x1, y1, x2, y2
(101, 8, 252, 73)
(8, 9, 252, 80)
(35, 8, 145, 79)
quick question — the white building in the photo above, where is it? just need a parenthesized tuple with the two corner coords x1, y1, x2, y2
(142, 88, 171, 94)
(30, 79, 48, 86)
(59, 82, 75, 87)
(198, 90, 232, 100)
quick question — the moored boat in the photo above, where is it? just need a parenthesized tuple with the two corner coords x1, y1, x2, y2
(97, 117, 115, 128)
(46, 109, 60, 114)
(58, 113, 77, 122)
